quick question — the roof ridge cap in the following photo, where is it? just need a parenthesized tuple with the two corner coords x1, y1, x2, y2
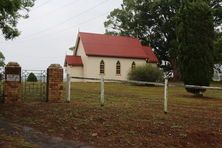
(79, 32, 139, 40)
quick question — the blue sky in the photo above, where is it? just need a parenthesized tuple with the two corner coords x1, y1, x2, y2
(0, 0, 122, 70)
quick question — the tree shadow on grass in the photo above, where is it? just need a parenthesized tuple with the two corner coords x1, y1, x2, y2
(179, 94, 220, 101)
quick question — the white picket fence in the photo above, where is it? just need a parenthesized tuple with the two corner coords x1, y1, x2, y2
(66, 75, 222, 114)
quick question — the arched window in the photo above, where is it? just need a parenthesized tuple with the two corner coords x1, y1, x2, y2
(100, 60, 105, 74)
(116, 61, 121, 75)
(131, 61, 136, 70)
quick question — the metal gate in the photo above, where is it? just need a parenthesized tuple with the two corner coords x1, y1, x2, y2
(21, 70, 47, 101)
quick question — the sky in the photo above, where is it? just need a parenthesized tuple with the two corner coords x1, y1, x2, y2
(0, 0, 122, 70)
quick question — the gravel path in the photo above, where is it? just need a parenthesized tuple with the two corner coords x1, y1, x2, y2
(0, 117, 92, 148)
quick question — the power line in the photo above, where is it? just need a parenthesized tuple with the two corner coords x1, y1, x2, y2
(33, 0, 54, 9)
(0, 10, 110, 46)
(22, 55, 64, 59)
(31, 0, 81, 20)
(19, 0, 109, 40)
(32, 11, 109, 39)
(0, 0, 53, 43)
(43, 11, 110, 39)
(1, 11, 110, 45)
(0, 0, 112, 44)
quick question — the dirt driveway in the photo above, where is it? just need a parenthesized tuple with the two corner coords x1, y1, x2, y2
(0, 117, 91, 148)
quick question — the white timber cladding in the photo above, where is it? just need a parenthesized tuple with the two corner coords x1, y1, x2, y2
(86, 57, 151, 80)
(65, 66, 83, 82)
(67, 38, 157, 81)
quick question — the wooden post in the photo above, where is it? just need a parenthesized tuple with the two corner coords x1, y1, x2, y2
(100, 75, 104, 106)
(67, 74, 71, 102)
(164, 78, 168, 114)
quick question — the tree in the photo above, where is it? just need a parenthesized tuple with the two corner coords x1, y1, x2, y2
(177, 0, 214, 96)
(213, 32, 222, 75)
(211, 0, 222, 30)
(27, 72, 37, 82)
(0, 0, 35, 39)
(214, 32, 222, 61)
(0, 51, 5, 67)
(104, 0, 183, 80)
(0, 51, 5, 81)
(104, 0, 222, 80)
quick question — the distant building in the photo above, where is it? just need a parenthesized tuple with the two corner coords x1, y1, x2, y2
(64, 32, 158, 81)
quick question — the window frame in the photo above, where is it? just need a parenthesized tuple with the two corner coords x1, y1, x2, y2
(116, 61, 121, 75)
(131, 61, 136, 70)
(100, 60, 105, 74)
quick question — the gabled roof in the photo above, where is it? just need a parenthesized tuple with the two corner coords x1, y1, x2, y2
(76, 32, 157, 61)
(142, 46, 158, 63)
(64, 55, 83, 66)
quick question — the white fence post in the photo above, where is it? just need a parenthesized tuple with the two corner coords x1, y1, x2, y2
(164, 78, 168, 114)
(100, 75, 105, 106)
(67, 74, 71, 102)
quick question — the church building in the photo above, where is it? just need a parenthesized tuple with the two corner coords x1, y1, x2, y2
(64, 32, 158, 81)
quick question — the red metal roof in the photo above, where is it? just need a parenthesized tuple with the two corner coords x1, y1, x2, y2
(64, 55, 83, 66)
(142, 46, 158, 63)
(78, 32, 155, 60)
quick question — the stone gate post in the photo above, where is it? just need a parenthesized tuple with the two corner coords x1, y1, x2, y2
(47, 64, 63, 102)
(4, 62, 21, 103)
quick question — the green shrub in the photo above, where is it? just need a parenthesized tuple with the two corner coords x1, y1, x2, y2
(27, 72, 37, 82)
(128, 64, 163, 82)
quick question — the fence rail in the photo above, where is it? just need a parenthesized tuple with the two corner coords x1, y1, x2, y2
(70, 76, 222, 90)
(184, 85, 222, 90)
(71, 76, 165, 86)
(67, 75, 222, 114)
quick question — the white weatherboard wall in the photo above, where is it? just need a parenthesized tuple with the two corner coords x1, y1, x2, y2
(65, 66, 83, 82)
(86, 57, 148, 80)
(76, 39, 87, 78)
(66, 38, 157, 81)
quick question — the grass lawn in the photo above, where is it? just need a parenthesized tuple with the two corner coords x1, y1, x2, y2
(0, 82, 222, 147)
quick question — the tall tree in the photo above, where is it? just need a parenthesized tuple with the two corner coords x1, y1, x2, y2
(0, 51, 5, 81)
(0, 0, 35, 40)
(214, 32, 222, 62)
(104, 0, 222, 80)
(0, 51, 5, 67)
(211, 0, 222, 29)
(177, 0, 214, 95)
(211, 0, 222, 68)
(104, 0, 183, 80)
(214, 32, 222, 72)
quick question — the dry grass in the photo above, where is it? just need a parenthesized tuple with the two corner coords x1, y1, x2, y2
(0, 82, 222, 147)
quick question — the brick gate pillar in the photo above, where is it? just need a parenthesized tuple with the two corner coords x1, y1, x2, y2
(47, 64, 63, 102)
(4, 62, 21, 103)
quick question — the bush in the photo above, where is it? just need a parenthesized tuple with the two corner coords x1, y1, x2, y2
(27, 72, 38, 82)
(128, 64, 163, 82)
